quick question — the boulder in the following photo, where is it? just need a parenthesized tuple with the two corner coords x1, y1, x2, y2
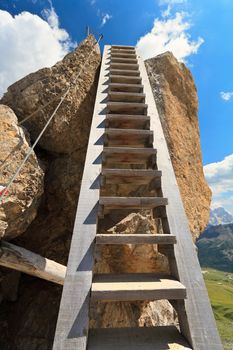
(145, 52, 211, 239)
(0, 105, 44, 239)
(1, 35, 101, 154)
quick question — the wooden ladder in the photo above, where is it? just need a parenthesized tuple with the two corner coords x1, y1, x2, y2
(53, 45, 223, 350)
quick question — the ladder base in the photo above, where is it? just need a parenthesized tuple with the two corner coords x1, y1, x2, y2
(88, 326, 192, 350)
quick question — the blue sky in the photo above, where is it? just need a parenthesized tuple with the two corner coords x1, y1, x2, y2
(0, 0, 233, 213)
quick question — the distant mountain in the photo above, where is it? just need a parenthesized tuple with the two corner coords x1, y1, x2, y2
(197, 223, 233, 272)
(209, 207, 233, 226)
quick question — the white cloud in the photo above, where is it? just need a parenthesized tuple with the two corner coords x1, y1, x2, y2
(220, 91, 233, 101)
(204, 154, 233, 214)
(0, 8, 75, 96)
(100, 13, 112, 27)
(136, 12, 204, 61)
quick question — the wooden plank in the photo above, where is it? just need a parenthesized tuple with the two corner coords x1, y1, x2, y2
(110, 69, 140, 76)
(105, 128, 152, 136)
(138, 51, 223, 349)
(99, 196, 168, 210)
(107, 101, 147, 115)
(108, 83, 143, 92)
(106, 114, 150, 130)
(111, 45, 135, 49)
(110, 75, 142, 84)
(96, 233, 176, 245)
(111, 57, 138, 64)
(52, 45, 111, 350)
(0, 241, 66, 285)
(101, 168, 161, 185)
(111, 52, 136, 58)
(103, 146, 157, 165)
(102, 168, 160, 176)
(103, 146, 156, 154)
(88, 326, 192, 350)
(91, 274, 186, 301)
(110, 63, 139, 70)
(108, 91, 145, 102)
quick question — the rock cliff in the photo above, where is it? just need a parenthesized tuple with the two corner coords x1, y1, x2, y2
(145, 52, 211, 239)
(0, 41, 210, 349)
(0, 105, 44, 240)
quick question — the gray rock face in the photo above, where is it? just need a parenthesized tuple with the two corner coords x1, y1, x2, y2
(0, 105, 44, 239)
(1, 35, 101, 154)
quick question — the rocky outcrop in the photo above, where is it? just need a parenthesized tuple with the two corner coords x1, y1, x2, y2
(1, 35, 101, 154)
(0, 105, 44, 239)
(0, 36, 101, 349)
(145, 52, 211, 239)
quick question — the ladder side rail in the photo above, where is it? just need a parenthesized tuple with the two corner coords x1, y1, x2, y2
(137, 52, 223, 350)
(53, 45, 111, 350)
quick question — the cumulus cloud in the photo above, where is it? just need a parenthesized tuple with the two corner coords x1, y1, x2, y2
(100, 13, 112, 27)
(220, 91, 233, 101)
(0, 8, 75, 96)
(204, 154, 233, 214)
(159, 0, 187, 17)
(136, 12, 204, 61)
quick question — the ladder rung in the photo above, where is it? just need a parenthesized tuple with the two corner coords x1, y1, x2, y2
(109, 83, 143, 93)
(111, 53, 137, 59)
(96, 233, 176, 245)
(105, 128, 152, 136)
(106, 114, 150, 130)
(111, 45, 135, 50)
(107, 102, 147, 114)
(99, 196, 168, 210)
(110, 63, 139, 70)
(110, 69, 140, 77)
(110, 75, 142, 84)
(102, 147, 157, 165)
(111, 57, 138, 64)
(91, 274, 186, 301)
(88, 326, 192, 350)
(101, 168, 161, 185)
(108, 91, 145, 102)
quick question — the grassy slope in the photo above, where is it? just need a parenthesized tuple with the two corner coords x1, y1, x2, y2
(203, 268, 233, 350)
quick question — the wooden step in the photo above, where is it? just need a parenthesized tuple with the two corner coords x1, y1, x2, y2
(101, 168, 161, 185)
(111, 45, 135, 50)
(96, 233, 176, 245)
(102, 147, 157, 165)
(110, 75, 142, 84)
(88, 326, 192, 350)
(91, 274, 186, 301)
(111, 53, 137, 59)
(106, 114, 150, 129)
(110, 69, 140, 77)
(99, 196, 168, 210)
(109, 83, 143, 93)
(111, 57, 138, 64)
(111, 50, 136, 56)
(110, 63, 139, 70)
(107, 102, 147, 115)
(108, 91, 145, 103)
(104, 128, 153, 147)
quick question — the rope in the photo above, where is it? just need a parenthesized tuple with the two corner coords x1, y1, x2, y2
(0, 34, 103, 204)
